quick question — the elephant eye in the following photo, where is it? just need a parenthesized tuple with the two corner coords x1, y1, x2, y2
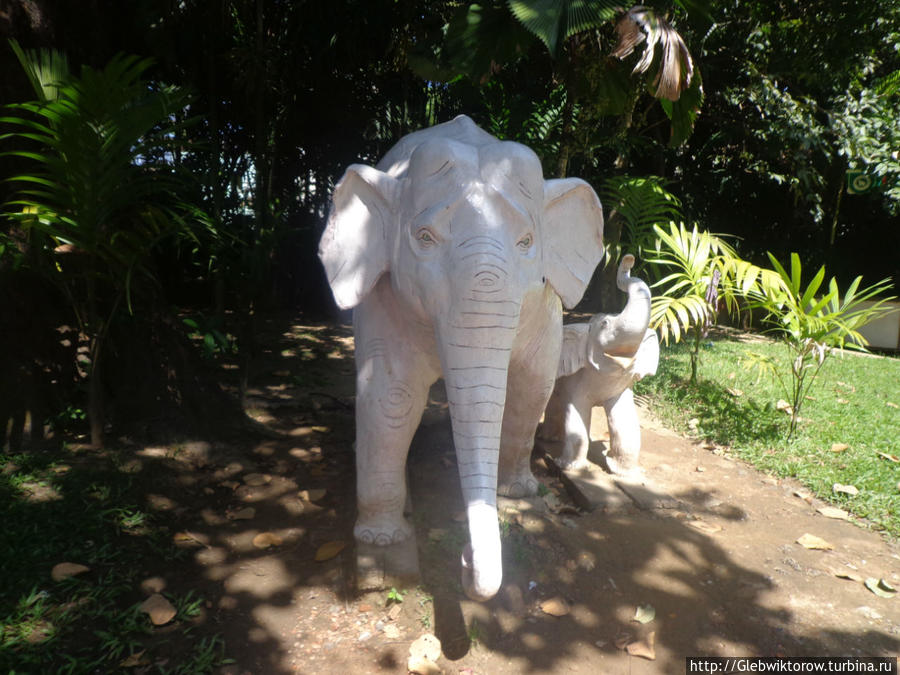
(416, 227, 438, 248)
(516, 233, 534, 251)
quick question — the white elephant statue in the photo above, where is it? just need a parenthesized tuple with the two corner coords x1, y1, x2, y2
(541, 254, 659, 476)
(318, 115, 605, 601)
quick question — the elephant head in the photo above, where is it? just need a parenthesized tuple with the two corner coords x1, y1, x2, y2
(586, 254, 652, 368)
(319, 116, 604, 601)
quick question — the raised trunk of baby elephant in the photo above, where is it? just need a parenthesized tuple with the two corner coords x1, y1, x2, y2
(437, 244, 521, 601)
(604, 258, 652, 357)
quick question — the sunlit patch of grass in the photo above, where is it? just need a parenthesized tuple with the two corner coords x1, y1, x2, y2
(637, 334, 900, 535)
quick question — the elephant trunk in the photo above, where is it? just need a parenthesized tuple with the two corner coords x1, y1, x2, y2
(437, 236, 521, 601)
(609, 254, 652, 356)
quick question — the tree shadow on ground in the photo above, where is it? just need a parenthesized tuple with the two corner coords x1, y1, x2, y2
(407, 414, 900, 672)
(5, 313, 897, 673)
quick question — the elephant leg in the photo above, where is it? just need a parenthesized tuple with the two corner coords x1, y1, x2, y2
(539, 382, 566, 442)
(603, 388, 642, 478)
(498, 313, 562, 497)
(497, 375, 554, 497)
(353, 298, 437, 546)
(557, 393, 592, 470)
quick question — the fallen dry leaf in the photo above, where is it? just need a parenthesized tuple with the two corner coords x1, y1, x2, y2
(383, 624, 401, 639)
(633, 604, 656, 624)
(824, 564, 863, 583)
(51, 562, 90, 582)
(797, 533, 834, 551)
(118, 650, 149, 668)
(542, 492, 564, 513)
(139, 593, 177, 626)
(409, 633, 442, 662)
(864, 578, 897, 599)
(299, 488, 327, 502)
(314, 540, 347, 561)
(776, 399, 793, 414)
(887, 402, 898, 409)
(252, 532, 283, 549)
(687, 520, 723, 534)
(540, 597, 570, 617)
(726, 387, 743, 397)
(817, 506, 850, 521)
(877, 452, 900, 463)
(830, 443, 849, 453)
(626, 631, 656, 660)
(173, 531, 208, 547)
(836, 398, 850, 405)
(833, 483, 859, 496)
(793, 489, 814, 504)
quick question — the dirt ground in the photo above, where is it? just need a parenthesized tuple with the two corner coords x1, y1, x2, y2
(132, 315, 900, 674)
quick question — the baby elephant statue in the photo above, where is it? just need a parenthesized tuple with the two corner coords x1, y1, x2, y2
(319, 115, 605, 601)
(541, 254, 659, 477)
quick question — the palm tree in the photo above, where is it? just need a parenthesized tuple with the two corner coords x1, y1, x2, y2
(1, 41, 194, 447)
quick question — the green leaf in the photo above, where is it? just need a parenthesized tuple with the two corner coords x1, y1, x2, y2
(507, 0, 618, 57)
(660, 69, 704, 147)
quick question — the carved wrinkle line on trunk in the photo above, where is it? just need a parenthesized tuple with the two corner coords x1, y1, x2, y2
(448, 366, 507, 372)
(449, 324, 517, 331)
(450, 429, 501, 440)
(446, 344, 512, 352)
(463, 297, 521, 307)
(458, 472, 499, 482)
(447, 382, 506, 390)
(454, 400, 504, 408)
(461, 311, 518, 319)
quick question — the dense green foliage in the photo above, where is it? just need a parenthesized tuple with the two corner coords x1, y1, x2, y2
(1, 1, 896, 442)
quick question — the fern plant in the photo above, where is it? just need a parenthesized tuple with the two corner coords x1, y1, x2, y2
(600, 175, 682, 268)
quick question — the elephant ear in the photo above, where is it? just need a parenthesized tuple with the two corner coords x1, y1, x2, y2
(542, 178, 605, 309)
(558, 323, 590, 378)
(318, 164, 400, 310)
(633, 329, 660, 381)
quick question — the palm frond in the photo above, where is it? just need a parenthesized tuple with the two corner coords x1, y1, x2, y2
(507, 0, 619, 57)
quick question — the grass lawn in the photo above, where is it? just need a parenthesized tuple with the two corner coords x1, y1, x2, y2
(636, 329, 900, 536)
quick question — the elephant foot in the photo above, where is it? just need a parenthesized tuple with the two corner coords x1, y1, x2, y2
(497, 474, 539, 498)
(354, 517, 413, 546)
(605, 455, 644, 481)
